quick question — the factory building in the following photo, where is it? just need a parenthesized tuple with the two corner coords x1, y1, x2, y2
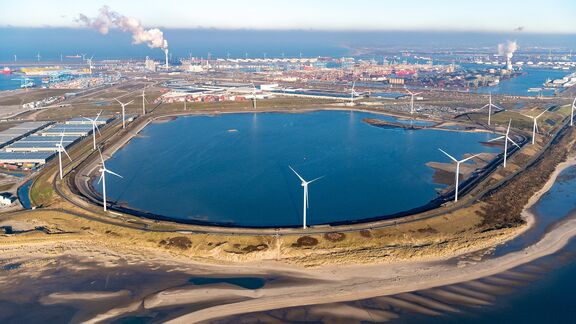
(0, 122, 51, 149)
(0, 118, 109, 168)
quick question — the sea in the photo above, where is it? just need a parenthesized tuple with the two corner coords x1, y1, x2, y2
(94, 110, 500, 227)
(1, 28, 574, 94)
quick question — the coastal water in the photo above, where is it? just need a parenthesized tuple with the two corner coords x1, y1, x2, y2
(474, 67, 571, 97)
(402, 166, 576, 323)
(95, 111, 499, 227)
(492, 165, 576, 257)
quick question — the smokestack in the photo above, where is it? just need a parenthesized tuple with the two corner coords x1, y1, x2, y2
(498, 41, 518, 70)
(164, 48, 169, 68)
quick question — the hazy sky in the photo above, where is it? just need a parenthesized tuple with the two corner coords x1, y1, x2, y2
(2, 0, 575, 33)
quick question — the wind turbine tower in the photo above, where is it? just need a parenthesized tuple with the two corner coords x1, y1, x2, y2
(251, 83, 257, 110)
(479, 92, 503, 126)
(55, 132, 72, 180)
(520, 109, 548, 145)
(141, 88, 148, 115)
(289, 166, 323, 229)
(489, 119, 520, 168)
(115, 98, 134, 129)
(97, 149, 123, 212)
(83, 111, 102, 150)
(405, 88, 422, 115)
(438, 149, 480, 202)
(349, 81, 357, 106)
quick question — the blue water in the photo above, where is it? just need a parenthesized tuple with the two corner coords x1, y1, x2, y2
(95, 111, 500, 227)
(17, 179, 33, 209)
(188, 277, 266, 289)
(474, 67, 571, 97)
(0, 73, 42, 91)
(1, 28, 575, 62)
(493, 166, 576, 257)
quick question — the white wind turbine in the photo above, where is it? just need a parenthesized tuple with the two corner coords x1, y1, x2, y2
(97, 149, 123, 212)
(86, 55, 94, 74)
(349, 81, 357, 106)
(489, 119, 520, 168)
(141, 88, 149, 115)
(84, 110, 102, 150)
(115, 98, 134, 129)
(405, 87, 422, 115)
(479, 92, 503, 126)
(251, 83, 257, 110)
(289, 166, 323, 229)
(55, 131, 72, 180)
(520, 109, 548, 145)
(571, 97, 576, 126)
(438, 149, 480, 202)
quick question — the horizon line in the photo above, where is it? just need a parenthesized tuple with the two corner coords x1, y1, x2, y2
(1, 25, 575, 36)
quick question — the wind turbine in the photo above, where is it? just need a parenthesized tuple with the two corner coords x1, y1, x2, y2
(251, 83, 257, 110)
(479, 92, 503, 126)
(438, 149, 480, 202)
(55, 131, 72, 180)
(87, 55, 94, 74)
(349, 81, 357, 106)
(114, 98, 134, 129)
(97, 149, 122, 212)
(83, 110, 102, 150)
(405, 87, 422, 115)
(141, 88, 149, 114)
(289, 166, 323, 229)
(571, 97, 576, 127)
(520, 109, 548, 145)
(489, 119, 520, 168)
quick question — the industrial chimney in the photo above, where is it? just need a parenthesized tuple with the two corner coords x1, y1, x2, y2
(164, 48, 169, 68)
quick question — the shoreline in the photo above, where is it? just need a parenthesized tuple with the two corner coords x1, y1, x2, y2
(162, 154, 576, 323)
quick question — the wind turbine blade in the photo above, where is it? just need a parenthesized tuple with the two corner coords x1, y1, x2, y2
(519, 113, 533, 119)
(96, 110, 102, 120)
(105, 169, 123, 179)
(288, 165, 306, 183)
(438, 148, 458, 162)
(63, 147, 72, 161)
(536, 109, 547, 118)
(509, 137, 521, 148)
(114, 98, 122, 105)
(97, 172, 104, 185)
(460, 153, 480, 163)
(506, 119, 512, 135)
(127, 100, 134, 105)
(308, 175, 324, 184)
(488, 136, 505, 142)
(95, 123, 102, 136)
(83, 117, 93, 122)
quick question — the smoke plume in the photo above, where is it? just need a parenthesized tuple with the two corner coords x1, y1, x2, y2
(498, 41, 518, 59)
(77, 6, 168, 50)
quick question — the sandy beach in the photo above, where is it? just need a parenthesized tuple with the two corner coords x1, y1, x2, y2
(0, 152, 566, 323)
(160, 156, 576, 323)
